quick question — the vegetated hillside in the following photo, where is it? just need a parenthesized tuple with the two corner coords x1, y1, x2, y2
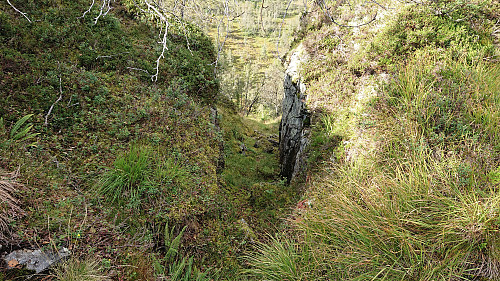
(246, 0, 500, 280)
(0, 1, 301, 280)
(0, 0, 217, 279)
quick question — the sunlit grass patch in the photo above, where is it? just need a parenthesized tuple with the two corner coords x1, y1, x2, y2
(245, 1, 499, 279)
(243, 234, 303, 281)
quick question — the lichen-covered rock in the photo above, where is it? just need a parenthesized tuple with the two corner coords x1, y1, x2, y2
(279, 44, 310, 183)
(3, 248, 71, 273)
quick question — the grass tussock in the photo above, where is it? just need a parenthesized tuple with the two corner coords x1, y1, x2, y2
(51, 258, 110, 281)
(244, 234, 302, 281)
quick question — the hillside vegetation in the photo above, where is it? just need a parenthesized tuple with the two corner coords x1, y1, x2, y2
(0, 0, 298, 280)
(246, 0, 500, 280)
(0, 0, 221, 278)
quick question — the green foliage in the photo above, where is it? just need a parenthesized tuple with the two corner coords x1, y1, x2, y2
(0, 114, 39, 146)
(0, 117, 4, 137)
(307, 113, 344, 167)
(96, 145, 153, 206)
(489, 166, 500, 185)
(9, 114, 39, 141)
(244, 1, 500, 280)
(164, 223, 187, 262)
(373, 2, 495, 67)
(153, 223, 211, 281)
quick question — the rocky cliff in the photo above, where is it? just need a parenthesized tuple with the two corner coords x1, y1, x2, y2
(279, 44, 310, 183)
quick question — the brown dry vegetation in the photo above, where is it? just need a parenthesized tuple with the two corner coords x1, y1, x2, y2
(0, 169, 25, 241)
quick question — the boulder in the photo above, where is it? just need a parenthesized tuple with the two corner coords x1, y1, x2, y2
(3, 247, 71, 273)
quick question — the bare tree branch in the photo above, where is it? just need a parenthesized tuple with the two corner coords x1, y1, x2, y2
(259, 0, 268, 34)
(94, 0, 113, 24)
(79, 0, 95, 19)
(7, 0, 32, 23)
(152, 20, 169, 82)
(127, 67, 152, 75)
(213, 0, 231, 73)
(80, 0, 113, 24)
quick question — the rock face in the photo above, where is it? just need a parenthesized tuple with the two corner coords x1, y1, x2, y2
(279, 44, 310, 183)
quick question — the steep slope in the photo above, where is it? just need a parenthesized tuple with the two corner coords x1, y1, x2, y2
(0, 0, 222, 279)
(248, 0, 500, 280)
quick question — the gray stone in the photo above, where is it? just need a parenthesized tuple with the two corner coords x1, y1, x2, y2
(240, 143, 247, 155)
(3, 247, 71, 273)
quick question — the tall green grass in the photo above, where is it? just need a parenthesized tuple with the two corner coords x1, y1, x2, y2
(153, 223, 212, 280)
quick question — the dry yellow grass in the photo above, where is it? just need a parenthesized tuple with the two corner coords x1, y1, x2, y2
(0, 169, 25, 237)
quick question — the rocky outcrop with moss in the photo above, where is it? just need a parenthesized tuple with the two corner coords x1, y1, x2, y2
(279, 44, 310, 183)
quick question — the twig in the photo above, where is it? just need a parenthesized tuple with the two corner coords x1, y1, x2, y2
(127, 67, 151, 75)
(7, 0, 32, 23)
(94, 0, 113, 24)
(96, 51, 130, 60)
(79, 0, 95, 19)
(45, 77, 63, 126)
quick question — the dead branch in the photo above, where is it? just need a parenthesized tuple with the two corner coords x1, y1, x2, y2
(79, 0, 113, 24)
(127, 67, 152, 75)
(213, 0, 231, 73)
(79, 0, 95, 19)
(7, 0, 32, 23)
(152, 20, 169, 82)
(44, 77, 63, 126)
(94, 0, 113, 24)
(259, 0, 268, 33)
(95, 51, 131, 60)
(0, 170, 26, 236)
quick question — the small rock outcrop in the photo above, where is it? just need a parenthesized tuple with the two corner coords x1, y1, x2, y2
(279, 44, 310, 183)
